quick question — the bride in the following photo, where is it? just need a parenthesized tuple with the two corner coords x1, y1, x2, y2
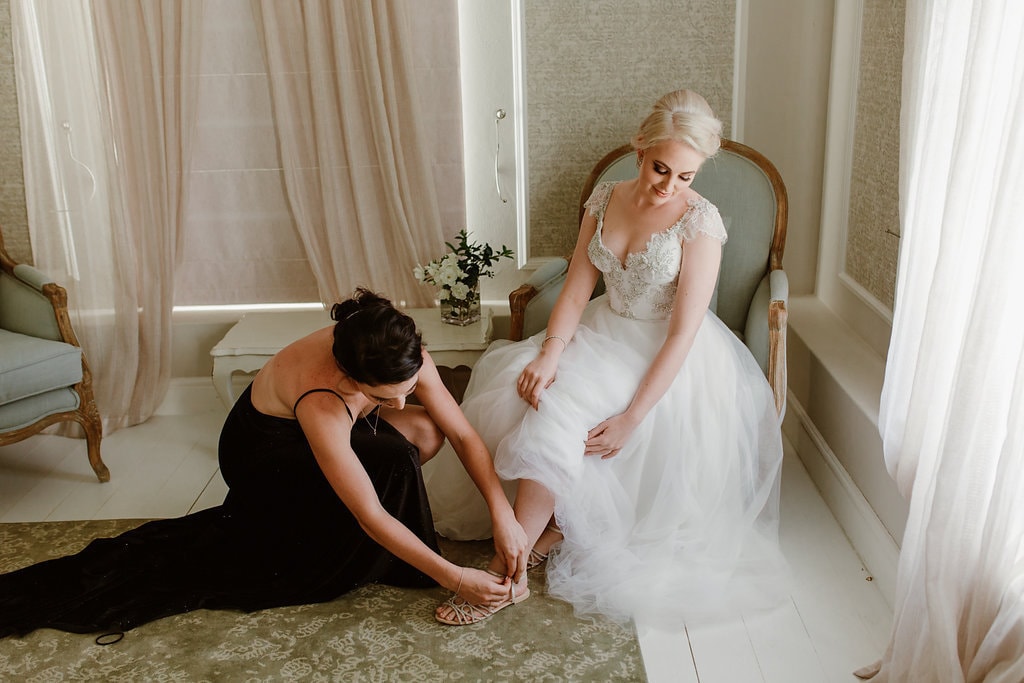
(428, 89, 790, 628)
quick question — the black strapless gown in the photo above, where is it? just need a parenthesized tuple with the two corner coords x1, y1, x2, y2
(0, 384, 439, 637)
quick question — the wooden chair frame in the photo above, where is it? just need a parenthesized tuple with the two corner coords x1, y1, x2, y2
(0, 234, 108, 482)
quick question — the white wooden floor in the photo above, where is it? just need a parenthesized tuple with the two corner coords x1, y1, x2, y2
(0, 387, 892, 682)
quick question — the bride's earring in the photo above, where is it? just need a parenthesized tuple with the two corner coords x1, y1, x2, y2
(636, 152, 644, 168)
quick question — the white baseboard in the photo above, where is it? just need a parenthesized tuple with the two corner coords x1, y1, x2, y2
(784, 393, 900, 607)
(156, 377, 229, 416)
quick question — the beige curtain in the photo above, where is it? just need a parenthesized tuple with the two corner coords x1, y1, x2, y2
(250, 0, 455, 307)
(12, 0, 201, 431)
(858, 0, 1024, 680)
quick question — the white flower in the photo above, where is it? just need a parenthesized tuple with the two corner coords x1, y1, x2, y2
(413, 265, 425, 283)
(436, 261, 464, 287)
(450, 281, 470, 300)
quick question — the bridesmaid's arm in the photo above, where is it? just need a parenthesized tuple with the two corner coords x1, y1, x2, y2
(296, 392, 509, 605)
(414, 352, 528, 578)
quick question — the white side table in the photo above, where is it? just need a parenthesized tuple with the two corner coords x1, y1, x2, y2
(210, 308, 493, 409)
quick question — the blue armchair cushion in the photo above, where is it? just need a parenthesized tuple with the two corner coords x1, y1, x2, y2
(0, 387, 81, 432)
(0, 328, 83, 406)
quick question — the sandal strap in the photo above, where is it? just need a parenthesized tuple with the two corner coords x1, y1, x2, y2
(440, 595, 496, 625)
(437, 582, 530, 626)
(528, 524, 563, 570)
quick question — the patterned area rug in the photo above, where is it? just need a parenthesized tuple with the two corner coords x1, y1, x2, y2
(0, 519, 646, 681)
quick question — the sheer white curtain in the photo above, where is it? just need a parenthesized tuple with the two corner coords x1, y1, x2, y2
(12, 0, 201, 432)
(864, 0, 1024, 680)
(250, 0, 457, 307)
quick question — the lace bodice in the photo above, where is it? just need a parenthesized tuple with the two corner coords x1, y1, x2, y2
(584, 181, 727, 320)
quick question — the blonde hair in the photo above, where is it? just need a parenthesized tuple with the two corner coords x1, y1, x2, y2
(630, 89, 722, 158)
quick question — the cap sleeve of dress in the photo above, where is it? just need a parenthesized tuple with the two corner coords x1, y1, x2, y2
(583, 181, 616, 219)
(677, 197, 728, 245)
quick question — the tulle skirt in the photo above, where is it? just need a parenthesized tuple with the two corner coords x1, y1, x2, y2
(423, 295, 790, 628)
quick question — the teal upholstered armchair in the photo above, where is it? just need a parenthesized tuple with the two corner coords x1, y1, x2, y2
(508, 139, 789, 415)
(0, 229, 108, 481)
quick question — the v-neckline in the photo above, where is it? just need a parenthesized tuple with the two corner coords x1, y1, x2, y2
(595, 184, 698, 270)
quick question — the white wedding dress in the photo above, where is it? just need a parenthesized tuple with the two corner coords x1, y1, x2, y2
(424, 181, 790, 628)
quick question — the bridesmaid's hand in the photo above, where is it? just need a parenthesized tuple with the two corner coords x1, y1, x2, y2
(456, 567, 511, 605)
(490, 513, 529, 584)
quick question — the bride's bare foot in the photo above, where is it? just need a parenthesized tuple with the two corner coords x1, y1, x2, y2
(434, 570, 530, 625)
(527, 524, 563, 570)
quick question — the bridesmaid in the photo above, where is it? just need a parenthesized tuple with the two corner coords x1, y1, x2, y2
(0, 288, 528, 638)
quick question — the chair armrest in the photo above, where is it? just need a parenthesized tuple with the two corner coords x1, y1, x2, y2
(508, 283, 537, 342)
(508, 258, 569, 341)
(768, 269, 788, 416)
(525, 257, 571, 290)
(768, 268, 789, 304)
(743, 268, 788, 416)
(0, 265, 70, 343)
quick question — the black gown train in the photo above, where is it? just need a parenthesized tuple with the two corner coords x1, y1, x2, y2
(0, 385, 439, 637)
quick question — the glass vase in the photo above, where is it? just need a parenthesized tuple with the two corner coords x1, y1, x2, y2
(440, 284, 481, 326)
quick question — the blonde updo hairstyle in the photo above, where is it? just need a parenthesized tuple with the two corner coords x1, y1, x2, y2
(630, 89, 723, 159)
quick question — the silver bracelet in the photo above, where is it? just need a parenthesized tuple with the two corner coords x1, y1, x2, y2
(542, 335, 568, 351)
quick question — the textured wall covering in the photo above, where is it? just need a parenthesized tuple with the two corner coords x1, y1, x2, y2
(844, 0, 904, 311)
(2, 2, 736, 266)
(0, 0, 30, 263)
(525, 0, 735, 258)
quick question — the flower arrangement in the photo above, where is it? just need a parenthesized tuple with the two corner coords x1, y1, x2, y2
(414, 229, 514, 325)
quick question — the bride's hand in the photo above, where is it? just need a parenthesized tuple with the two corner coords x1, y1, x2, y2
(584, 413, 639, 459)
(517, 354, 558, 409)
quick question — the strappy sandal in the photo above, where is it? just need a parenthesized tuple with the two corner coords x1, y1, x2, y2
(527, 547, 549, 570)
(526, 524, 563, 571)
(434, 571, 530, 626)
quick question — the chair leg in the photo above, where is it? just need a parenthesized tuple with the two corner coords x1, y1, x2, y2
(76, 386, 108, 482)
(83, 418, 109, 482)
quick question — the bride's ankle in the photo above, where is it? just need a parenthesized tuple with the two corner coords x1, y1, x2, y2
(486, 557, 505, 576)
(485, 561, 528, 589)
(534, 525, 563, 555)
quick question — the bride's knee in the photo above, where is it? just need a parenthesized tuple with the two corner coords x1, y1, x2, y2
(393, 406, 445, 463)
(383, 406, 445, 462)
(416, 418, 446, 463)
